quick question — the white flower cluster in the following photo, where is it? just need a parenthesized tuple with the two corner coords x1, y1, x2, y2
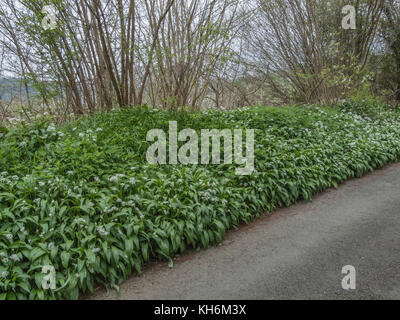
(97, 226, 109, 237)
(20, 226, 28, 236)
(77, 128, 99, 142)
(74, 218, 89, 230)
(104, 206, 119, 214)
(10, 254, 20, 262)
(108, 173, 126, 182)
(198, 189, 219, 202)
(1, 271, 9, 279)
(0, 252, 20, 265)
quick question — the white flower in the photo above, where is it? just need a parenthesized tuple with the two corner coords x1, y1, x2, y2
(48, 242, 55, 250)
(97, 226, 109, 237)
(109, 176, 119, 182)
(5, 234, 12, 240)
(92, 248, 101, 254)
(10, 254, 20, 262)
(1, 271, 9, 278)
(74, 218, 87, 224)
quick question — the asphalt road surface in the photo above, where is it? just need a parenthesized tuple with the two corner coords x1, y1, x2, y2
(87, 163, 400, 300)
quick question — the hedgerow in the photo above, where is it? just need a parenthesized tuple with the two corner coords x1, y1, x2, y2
(1, 104, 400, 299)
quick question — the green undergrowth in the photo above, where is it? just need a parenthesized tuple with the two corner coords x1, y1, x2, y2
(1, 103, 400, 299)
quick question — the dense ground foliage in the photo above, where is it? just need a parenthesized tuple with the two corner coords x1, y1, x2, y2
(1, 103, 400, 299)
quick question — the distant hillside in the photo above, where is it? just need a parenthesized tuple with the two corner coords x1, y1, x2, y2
(0, 78, 39, 102)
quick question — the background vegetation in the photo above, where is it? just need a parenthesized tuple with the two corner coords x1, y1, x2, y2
(0, 0, 399, 125)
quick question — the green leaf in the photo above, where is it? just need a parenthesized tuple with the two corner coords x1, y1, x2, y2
(30, 248, 46, 262)
(61, 251, 71, 268)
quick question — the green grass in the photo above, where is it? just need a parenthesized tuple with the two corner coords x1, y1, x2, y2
(1, 103, 400, 299)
